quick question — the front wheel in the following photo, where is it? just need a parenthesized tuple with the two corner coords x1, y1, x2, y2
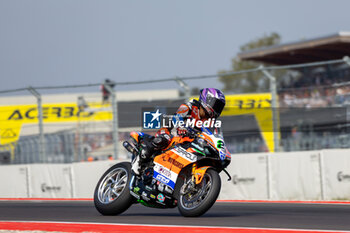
(94, 162, 134, 215)
(177, 169, 221, 217)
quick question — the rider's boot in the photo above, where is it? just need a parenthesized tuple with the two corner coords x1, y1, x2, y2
(131, 155, 141, 176)
(131, 141, 154, 176)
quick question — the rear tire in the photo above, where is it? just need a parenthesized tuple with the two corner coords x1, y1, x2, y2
(177, 169, 221, 217)
(94, 162, 134, 215)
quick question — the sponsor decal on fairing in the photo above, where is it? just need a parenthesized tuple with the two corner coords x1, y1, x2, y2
(157, 193, 165, 203)
(172, 147, 197, 162)
(153, 171, 175, 189)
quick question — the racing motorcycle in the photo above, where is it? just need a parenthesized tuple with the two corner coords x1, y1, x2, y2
(94, 127, 231, 217)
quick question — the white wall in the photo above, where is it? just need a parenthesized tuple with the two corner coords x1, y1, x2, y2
(269, 151, 322, 200)
(1, 149, 350, 200)
(322, 149, 350, 200)
(72, 160, 116, 198)
(0, 161, 115, 198)
(29, 164, 73, 198)
(0, 165, 28, 198)
(219, 153, 269, 200)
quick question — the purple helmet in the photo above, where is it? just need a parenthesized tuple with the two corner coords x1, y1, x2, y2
(199, 88, 226, 118)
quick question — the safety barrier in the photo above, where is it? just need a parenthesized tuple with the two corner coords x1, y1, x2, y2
(0, 160, 117, 198)
(219, 149, 350, 200)
(1, 149, 350, 200)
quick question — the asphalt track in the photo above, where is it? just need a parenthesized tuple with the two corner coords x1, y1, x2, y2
(0, 200, 350, 231)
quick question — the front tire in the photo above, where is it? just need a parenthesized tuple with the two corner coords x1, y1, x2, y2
(178, 169, 221, 217)
(94, 162, 134, 215)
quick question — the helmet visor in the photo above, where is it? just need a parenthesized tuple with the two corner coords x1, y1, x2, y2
(206, 96, 225, 117)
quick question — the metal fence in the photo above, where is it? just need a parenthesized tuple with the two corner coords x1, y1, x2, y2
(1, 56, 350, 164)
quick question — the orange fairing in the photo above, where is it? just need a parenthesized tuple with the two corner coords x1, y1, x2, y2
(193, 166, 211, 184)
(197, 133, 216, 150)
(163, 136, 194, 151)
(130, 131, 139, 143)
(154, 136, 195, 175)
(154, 150, 193, 174)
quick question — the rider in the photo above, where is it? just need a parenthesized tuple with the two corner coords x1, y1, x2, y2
(131, 88, 226, 175)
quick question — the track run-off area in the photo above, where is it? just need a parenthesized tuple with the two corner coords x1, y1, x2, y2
(0, 199, 350, 232)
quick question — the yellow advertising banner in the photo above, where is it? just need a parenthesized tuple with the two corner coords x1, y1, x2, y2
(0, 93, 278, 152)
(221, 93, 277, 152)
(0, 103, 113, 145)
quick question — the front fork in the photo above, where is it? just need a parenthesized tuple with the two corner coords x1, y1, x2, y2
(192, 164, 211, 185)
(181, 164, 211, 195)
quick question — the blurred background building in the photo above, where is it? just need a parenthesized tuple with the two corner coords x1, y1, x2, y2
(1, 32, 350, 164)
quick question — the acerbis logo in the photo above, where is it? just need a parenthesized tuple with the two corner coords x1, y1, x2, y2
(143, 109, 162, 129)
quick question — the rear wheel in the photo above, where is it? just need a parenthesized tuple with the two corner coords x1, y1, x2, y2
(177, 169, 221, 217)
(94, 162, 134, 215)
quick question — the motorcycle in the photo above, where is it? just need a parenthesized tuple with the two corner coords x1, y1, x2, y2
(93, 127, 231, 217)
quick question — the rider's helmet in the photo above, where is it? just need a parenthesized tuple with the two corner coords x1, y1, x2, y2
(199, 88, 226, 118)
